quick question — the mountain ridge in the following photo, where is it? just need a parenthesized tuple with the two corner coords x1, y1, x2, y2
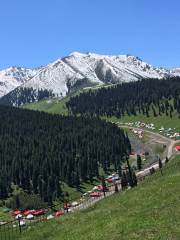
(0, 52, 180, 105)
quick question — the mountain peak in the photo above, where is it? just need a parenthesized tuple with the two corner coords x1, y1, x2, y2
(69, 52, 86, 57)
(0, 52, 179, 103)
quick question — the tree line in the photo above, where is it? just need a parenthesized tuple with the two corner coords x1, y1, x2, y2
(66, 77, 180, 118)
(0, 105, 131, 204)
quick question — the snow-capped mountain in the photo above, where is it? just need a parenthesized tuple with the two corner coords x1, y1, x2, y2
(16, 52, 180, 96)
(0, 52, 179, 106)
(0, 67, 38, 97)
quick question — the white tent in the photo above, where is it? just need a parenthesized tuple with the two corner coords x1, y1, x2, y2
(71, 201, 79, 207)
(47, 214, 54, 220)
(68, 208, 73, 213)
(15, 214, 22, 220)
(26, 214, 34, 220)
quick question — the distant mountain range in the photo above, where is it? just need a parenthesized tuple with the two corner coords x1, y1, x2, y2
(0, 52, 180, 106)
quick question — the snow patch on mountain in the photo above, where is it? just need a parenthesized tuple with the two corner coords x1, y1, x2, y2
(0, 67, 38, 97)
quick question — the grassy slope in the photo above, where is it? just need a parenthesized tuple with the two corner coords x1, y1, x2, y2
(23, 84, 112, 115)
(20, 155, 180, 240)
(23, 96, 69, 115)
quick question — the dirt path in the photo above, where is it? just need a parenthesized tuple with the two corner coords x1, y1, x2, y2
(121, 125, 176, 159)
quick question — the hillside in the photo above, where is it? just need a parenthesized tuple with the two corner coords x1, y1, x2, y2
(23, 97, 69, 115)
(67, 78, 180, 116)
(18, 155, 180, 240)
(0, 105, 130, 206)
(23, 83, 112, 114)
(24, 78, 180, 134)
(24, 98, 180, 133)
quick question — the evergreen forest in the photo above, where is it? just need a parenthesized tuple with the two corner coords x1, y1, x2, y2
(66, 77, 180, 118)
(0, 106, 130, 204)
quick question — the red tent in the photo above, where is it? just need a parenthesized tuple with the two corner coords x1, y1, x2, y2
(23, 210, 35, 216)
(175, 146, 180, 151)
(90, 192, 101, 197)
(107, 178, 113, 183)
(14, 210, 21, 216)
(63, 203, 71, 210)
(33, 209, 45, 216)
(54, 210, 65, 217)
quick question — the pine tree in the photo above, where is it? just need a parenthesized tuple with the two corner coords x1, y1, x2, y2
(165, 156, 169, 164)
(101, 176, 107, 197)
(158, 157, 163, 175)
(55, 178, 62, 198)
(132, 170, 137, 186)
(126, 156, 135, 188)
(137, 154, 142, 170)
(42, 180, 48, 202)
(121, 171, 128, 190)
(118, 165, 122, 178)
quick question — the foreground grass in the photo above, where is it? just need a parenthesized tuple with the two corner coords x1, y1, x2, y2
(19, 156, 180, 240)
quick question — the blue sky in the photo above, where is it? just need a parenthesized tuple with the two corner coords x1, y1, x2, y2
(0, 0, 179, 69)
